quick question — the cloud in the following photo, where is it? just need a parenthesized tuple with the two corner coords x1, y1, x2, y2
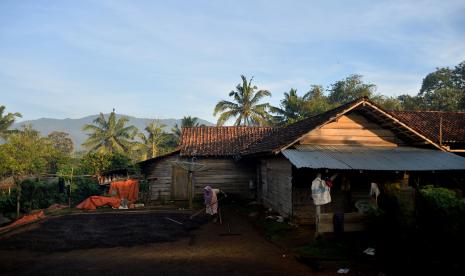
(1, 0, 465, 123)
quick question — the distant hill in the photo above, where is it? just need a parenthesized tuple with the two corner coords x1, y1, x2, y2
(12, 114, 214, 151)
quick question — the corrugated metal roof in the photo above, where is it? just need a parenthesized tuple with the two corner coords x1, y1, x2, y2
(282, 145, 465, 171)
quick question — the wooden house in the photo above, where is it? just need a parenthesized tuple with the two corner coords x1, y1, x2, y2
(138, 127, 273, 202)
(139, 97, 465, 231)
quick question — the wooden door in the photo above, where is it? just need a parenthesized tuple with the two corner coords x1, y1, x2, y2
(172, 165, 188, 200)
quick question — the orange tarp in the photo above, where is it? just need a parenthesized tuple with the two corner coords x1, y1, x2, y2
(76, 196, 121, 210)
(109, 179, 139, 202)
(0, 210, 46, 231)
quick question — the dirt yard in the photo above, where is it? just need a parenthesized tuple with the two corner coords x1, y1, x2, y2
(0, 209, 323, 276)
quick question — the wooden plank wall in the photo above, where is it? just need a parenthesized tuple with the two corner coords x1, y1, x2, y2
(260, 157, 293, 217)
(141, 155, 178, 202)
(192, 158, 256, 198)
(300, 112, 403, 146)
(141, 155, 256, 202)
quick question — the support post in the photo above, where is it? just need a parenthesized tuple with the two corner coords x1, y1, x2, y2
(15, 177, 21, 219)
(188, 171, 193, 209)
(315, 205, 320, 238)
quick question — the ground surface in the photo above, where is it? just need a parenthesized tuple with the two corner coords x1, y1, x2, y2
(0, 209, 325, 276)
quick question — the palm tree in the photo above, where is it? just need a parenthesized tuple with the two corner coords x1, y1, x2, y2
(269, 88, 303, 125)
(0, 105, 22, 139)
(172, 116, 200, 139)
(138, 120, 167, 159)
(82, 111, 138, 154)
(214, 75, 272, 126)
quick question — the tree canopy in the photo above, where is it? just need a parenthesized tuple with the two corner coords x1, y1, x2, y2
(172, 116, 200, 139)
(48, 131, 74, 155)
(0, 125, 54, 177)
(138, 120, 167, 160)
(327, 74, 376, 104)
(416, 61, 465, 111)
(214, 75, 272, 126)
(82, 111, 138, 154)
(0, 105, 22, 139)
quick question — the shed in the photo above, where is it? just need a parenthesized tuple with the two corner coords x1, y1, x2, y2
(138, 127, 273, 202)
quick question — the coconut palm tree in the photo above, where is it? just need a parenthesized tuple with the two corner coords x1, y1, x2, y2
(82, 111, 138, 154)
(172, 116, 200, 139)
(138, 120, 167, 160)
(214, 75, 272, 126)
(269, 88, 303, 125)
(0, 105, 22, 139)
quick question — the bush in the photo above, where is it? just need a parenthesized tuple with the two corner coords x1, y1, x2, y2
(0, 192, 17, 219)
(20, 179, 67, 211)
(71, 178, 102, 206)
(418, 185, 464, 234)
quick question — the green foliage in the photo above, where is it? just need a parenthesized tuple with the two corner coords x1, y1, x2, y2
(0, 125, 55, 177)
(417, 61, 465, 111)
(71, 178, 102, 205)
(301, 85, 334, 116)
(419, 185, 459, 211)
(371, 95, 403, 111)
(327, 74, 376, 104)
(160, 133, 178, 150)
(0, 105, 22, 139)
(295, 242, 345, 259)
(0, 193, 16, 218)
(397, 94, 426, 110)
(20, 179, 66, 211)
(268, 60, 465, 126)
(214, 75, 272, 126)
(270, 88, 305, 124)
(271, 86, 334, 125)
(47, 131, 74, 155)
(82, 111, 138, 154)
(137, 120, 168, 160)
(172, 116, 200, 139)
(79, 152, 133, 175)
(418, 185, 465, 234)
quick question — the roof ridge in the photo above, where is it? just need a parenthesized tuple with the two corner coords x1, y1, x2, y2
(181, 126, 277, 129)
(392, 110, 465, 114)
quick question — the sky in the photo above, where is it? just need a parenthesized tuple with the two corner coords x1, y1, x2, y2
(1, 0, 465, 123)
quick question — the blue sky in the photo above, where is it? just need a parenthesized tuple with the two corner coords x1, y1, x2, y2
(1, 0, 465, 123)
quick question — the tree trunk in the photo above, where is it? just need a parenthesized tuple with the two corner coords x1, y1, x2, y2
(15, 177, 21, 218)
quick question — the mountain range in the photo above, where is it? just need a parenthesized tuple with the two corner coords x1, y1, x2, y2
(12, 114, 213, 151)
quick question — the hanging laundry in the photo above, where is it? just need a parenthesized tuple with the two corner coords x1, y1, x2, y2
(370, 182, 380, 204)
(311, 173, 331, 205)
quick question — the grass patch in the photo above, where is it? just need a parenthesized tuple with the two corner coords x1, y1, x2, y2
(257, 218, 292, 241)
(295, 238, 348, 259)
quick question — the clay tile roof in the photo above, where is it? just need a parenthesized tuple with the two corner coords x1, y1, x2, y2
(390, 111, 465, 144)
(244, 98, 367, 155)
(180, 126, 275, 157)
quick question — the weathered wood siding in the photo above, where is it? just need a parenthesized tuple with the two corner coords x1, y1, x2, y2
(260, 157, 293, 217)
(141, 155, 178, 202)
(192, 158, 256, 198)
(141, 155, 256, 201)
(300, 112, 403, 146)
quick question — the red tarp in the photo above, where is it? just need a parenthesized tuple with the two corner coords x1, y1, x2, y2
(76, 196, 121, 210)
(76, 179, 139, 210)
(0, 210, 46, 231)
(109, 179, 139, 201)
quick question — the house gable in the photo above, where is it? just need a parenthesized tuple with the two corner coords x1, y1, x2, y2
(299, 111, 405, 147)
